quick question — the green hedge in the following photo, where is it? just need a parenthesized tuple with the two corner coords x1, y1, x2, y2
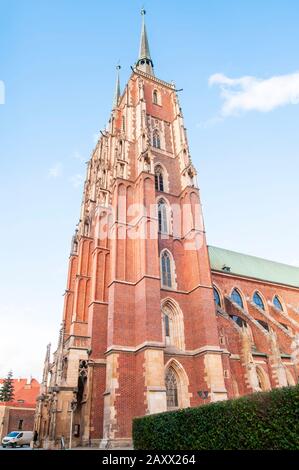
(133, 385, 299, 450)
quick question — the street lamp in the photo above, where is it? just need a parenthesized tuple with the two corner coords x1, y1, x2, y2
(69, 398, 77, 450)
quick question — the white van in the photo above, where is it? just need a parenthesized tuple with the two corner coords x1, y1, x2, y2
(2, 430, 33, 448)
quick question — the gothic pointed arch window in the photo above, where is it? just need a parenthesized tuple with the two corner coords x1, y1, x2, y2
(158, 199, 168, 233)
(83, 220, 90, 237)
(164, 313, 170, 341)
(153, 130, 161, 149)
(161, 250, 174, 288)
(273, 295, 283, 311)
(119, 140, 123, 159)
(77, 360, 88, 405)
(213, 286, 221, 307)
(155, 165, 164, 191)
(256, 366, 271, 391)
(153, 89, 158, 105)
(162, 299, 185, 350)
(253, 292, 265, 310)
(165, 367, 178, 409)
(231, 288, 243, 308)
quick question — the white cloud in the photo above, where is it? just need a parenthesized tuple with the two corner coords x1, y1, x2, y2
(209, 71, 299, 116)
(70, 173, 84, 188)
(0, 80, 5, 104)
(48, 162, 63, 178)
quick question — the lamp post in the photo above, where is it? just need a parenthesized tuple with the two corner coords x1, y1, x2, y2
(69, 398, 77, 450)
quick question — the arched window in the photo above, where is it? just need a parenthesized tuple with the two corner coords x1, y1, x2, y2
(273, 295, 283, 311)
(229, 315, 247, 328)
(84, 221, 89, 237)
(119, 140, 123, 159)
(164, 313, 170, 338)
(153, 90, 158, 104)
(161, 251, 172, 288)
(285, 368, 296, 386)
(122, 115, 125, 132)
(158, 199, 168, 233)
(256, 366, 271, 392)
(153, 130, 161, 149)
(165, 368, 178, 409)
(257, 319, 269, 332)
(231, 288, 243, 308)
(155, 165, 164, 191)
(253, 292, 265, 310)
(162, 299, 185, 350)
(213, 287, 221, 307)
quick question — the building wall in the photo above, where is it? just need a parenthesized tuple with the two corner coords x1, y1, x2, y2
(212, 271, 299, 395)
(8, 408, 35, 433)
(35, 65, 299, 449)
(0, 406, 35, 441)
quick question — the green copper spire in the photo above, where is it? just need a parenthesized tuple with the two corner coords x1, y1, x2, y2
(113, 64, 121, 109)
(136, 9, 154, 75)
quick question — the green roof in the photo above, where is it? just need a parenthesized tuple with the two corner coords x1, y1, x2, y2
(208, 245, 299, 288)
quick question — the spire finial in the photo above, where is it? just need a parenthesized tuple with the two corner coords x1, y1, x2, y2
(113, 64, 121, 109)
(136, 9, 154, 76)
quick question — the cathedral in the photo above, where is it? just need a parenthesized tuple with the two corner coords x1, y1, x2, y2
(35, 11, 299, 448)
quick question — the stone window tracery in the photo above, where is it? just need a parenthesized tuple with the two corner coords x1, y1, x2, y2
(155, 165, 164, 191)
(153, 130, 161, 149)
(165, 367, 178, 409)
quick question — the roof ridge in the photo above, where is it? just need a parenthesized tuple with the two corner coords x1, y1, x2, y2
(208, 245, 299, 270)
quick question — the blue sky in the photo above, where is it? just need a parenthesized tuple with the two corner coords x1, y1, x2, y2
(0, 0, 298, 379)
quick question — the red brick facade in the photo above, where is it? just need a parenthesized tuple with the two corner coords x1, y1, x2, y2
(0, 378, 40, 441)
(35, 17, 299, 449)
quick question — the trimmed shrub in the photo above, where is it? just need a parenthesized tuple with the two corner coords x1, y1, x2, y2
(133, 385, 299, 449)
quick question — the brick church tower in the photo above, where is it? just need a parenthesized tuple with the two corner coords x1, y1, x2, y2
(35, 10, 227, 448)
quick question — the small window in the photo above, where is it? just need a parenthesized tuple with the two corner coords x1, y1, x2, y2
(279, 322, 288, 331)
(84, 221, 89, 237)
(153, 130, 161, 149)
(161, 251, 172, 288)
(164, 314, 170, 337)
(155, 165, 164, 191)
(158, 199, 168, 233)
(18, 420, 23, 431)
(273, 295, 283, 311)
(229, 315, 247, 328)
(253, 292, 265, 310)
(153, 90, 158, 104)
(231, 289, 243, 308)
(257, 319, 269, 331)
(74, 424, 80, 437)
(122, 116, 125, 132)
(213, 287, 221, 307)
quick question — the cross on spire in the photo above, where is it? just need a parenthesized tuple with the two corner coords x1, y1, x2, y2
(113, 64, 121, 109)
(136, 9, 154, 75)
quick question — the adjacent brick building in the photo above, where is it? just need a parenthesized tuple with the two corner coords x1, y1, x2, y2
(0, 378, 40, 442)
(35, 11, 299, 448)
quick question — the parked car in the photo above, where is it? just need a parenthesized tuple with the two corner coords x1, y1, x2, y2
(2, 430, 33, 448)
